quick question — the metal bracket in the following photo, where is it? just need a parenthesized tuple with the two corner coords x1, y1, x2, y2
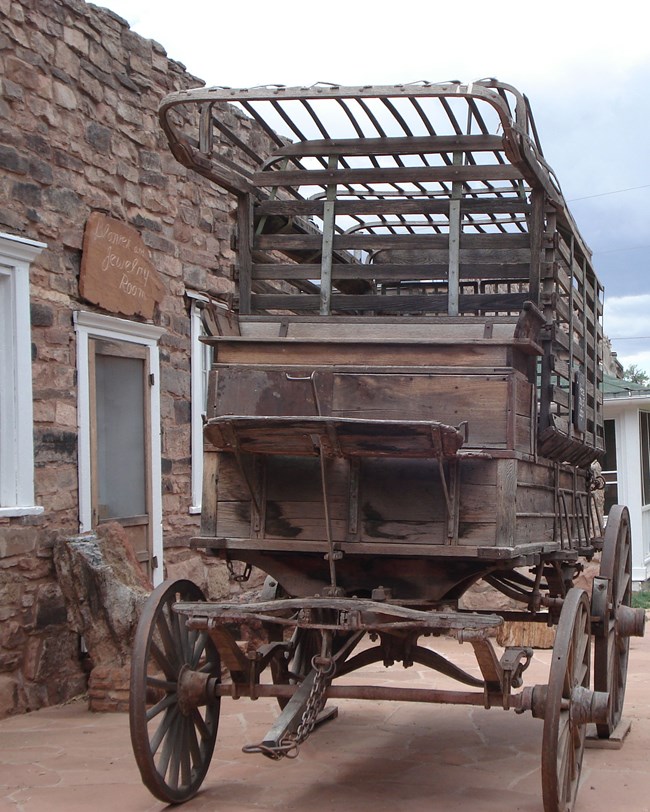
(500, 646, 533, 709)
(437, 452, 461, 543)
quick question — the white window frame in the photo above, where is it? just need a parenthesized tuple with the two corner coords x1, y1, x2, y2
(0, 233, 46, 517)
(188, 292, 218, 514)
(74, 310, 165, 585)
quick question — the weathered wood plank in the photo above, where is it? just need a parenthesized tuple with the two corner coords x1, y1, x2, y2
(515, 480, 555, 513)
(200, 451, 219, 537)
(253, 163, 524, 188)
(193, 534, 566, 558)
(271, 134, 507, 158)
(209, 339, 534, 368)
(331, 373, 509, 446)
(249, 292, 530, 314)
(255, 232, 530, 252)
(216, 501, 251, 538)
(237, 194, 253, 314)
(251, 262, 532, 281)
(265, 511, 349, 542)
(495, 458, 517, 545)
(256, 197, 532, 218)
(205, 416, 465, 459)
(265, 456, 349, 502)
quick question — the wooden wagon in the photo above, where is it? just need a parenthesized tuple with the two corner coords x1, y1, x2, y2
(129, 80, 645, 812)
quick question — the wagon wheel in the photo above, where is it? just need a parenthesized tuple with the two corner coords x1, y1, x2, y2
(129, 579, 221, 804)
(592, 505, 637, 738)
(541, 588, 591, 812)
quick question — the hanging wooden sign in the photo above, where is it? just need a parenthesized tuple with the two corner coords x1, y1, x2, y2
(80, 212, 165, 319)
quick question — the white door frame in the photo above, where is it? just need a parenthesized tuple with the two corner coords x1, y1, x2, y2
(74, 310, 164, 585)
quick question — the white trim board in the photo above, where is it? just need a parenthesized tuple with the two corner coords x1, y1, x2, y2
(0, 232, 46, 516)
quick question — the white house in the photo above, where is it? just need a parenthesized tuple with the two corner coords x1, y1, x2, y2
(602, 375, 650, 584)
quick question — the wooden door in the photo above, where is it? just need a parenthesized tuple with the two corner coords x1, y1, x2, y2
(89, 337, 154, 578)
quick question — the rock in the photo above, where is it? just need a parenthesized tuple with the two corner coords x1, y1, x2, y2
(52, 523, 150, 710)
(0, 675, 18, 718)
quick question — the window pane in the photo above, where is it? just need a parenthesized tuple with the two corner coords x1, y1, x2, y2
(95, 354, 146, 518)
(641, 411, 650, 506)
(603, 419, 617, 472)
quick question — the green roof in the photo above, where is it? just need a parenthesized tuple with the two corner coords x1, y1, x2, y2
(603, 373, 650, 397)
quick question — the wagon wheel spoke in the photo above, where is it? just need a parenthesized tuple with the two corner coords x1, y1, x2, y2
(146, 693, 177, 722)
(156, 608, 181, 673)
(187, 715, 203, 764)
(556, 717, 574, 800)
(130, 579, 221, 804)
(146, 674, 177, 692)
(542, 588, 590, 812)
(157, 708, 180, 780)
(191, 631, 209, 668)
(150, 704, 178, 757)
(192, 707, 211, 741)
(592, 506, 633, 737)
(174, 610, 191, 665)
(168, 715, 182, 790)
(149, 640, 177, 682)
(179, 719, 192, 789)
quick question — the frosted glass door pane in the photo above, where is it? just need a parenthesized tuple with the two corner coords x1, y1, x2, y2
(95, 353, 146, 518)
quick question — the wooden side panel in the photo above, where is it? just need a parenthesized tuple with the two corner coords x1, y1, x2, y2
(514, 376, 535, 454)
(211, 367, 525, 451)
(457, 457, 498, 546)
(215, 368, 324, 417)
(514, 459, 556, 545)
(264, 456, 349, 542)
(358, 458, 446, 545)
(206, 451, 570, 551)
(332, 373, 508, 447)
(213, 454, 252, 539)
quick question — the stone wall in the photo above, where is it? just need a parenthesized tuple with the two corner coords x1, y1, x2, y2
(0, 0, 269, 716)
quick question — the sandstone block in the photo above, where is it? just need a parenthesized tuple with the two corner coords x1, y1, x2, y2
(63, 26, 89, 56)
(53, 81, 77, 110)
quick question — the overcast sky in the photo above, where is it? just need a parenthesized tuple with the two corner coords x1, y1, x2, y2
(102, 0, 650, 375)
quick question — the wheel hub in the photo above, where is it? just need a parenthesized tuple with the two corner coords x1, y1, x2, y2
(177, 664, 211, 716)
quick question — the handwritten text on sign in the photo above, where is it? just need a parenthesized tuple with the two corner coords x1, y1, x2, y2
(80, 213, 165, 319)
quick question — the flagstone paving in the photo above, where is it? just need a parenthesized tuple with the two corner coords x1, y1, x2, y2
(1, 632, 649, 812)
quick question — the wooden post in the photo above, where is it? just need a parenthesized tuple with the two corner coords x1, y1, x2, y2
(320, 155, 338, 315)
(528, 189, 544, 306)
(447, 151, 462, 316)
(237, 194, 253, 315)
(200, 450, 219, 537)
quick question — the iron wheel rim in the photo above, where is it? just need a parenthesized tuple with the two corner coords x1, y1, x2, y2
(129, 579, 220, 803)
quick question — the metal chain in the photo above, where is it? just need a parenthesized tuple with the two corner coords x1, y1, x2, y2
(227, 559, 252, 583)
(242, 656, 335, 760)
(291, 658, 334, 745)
